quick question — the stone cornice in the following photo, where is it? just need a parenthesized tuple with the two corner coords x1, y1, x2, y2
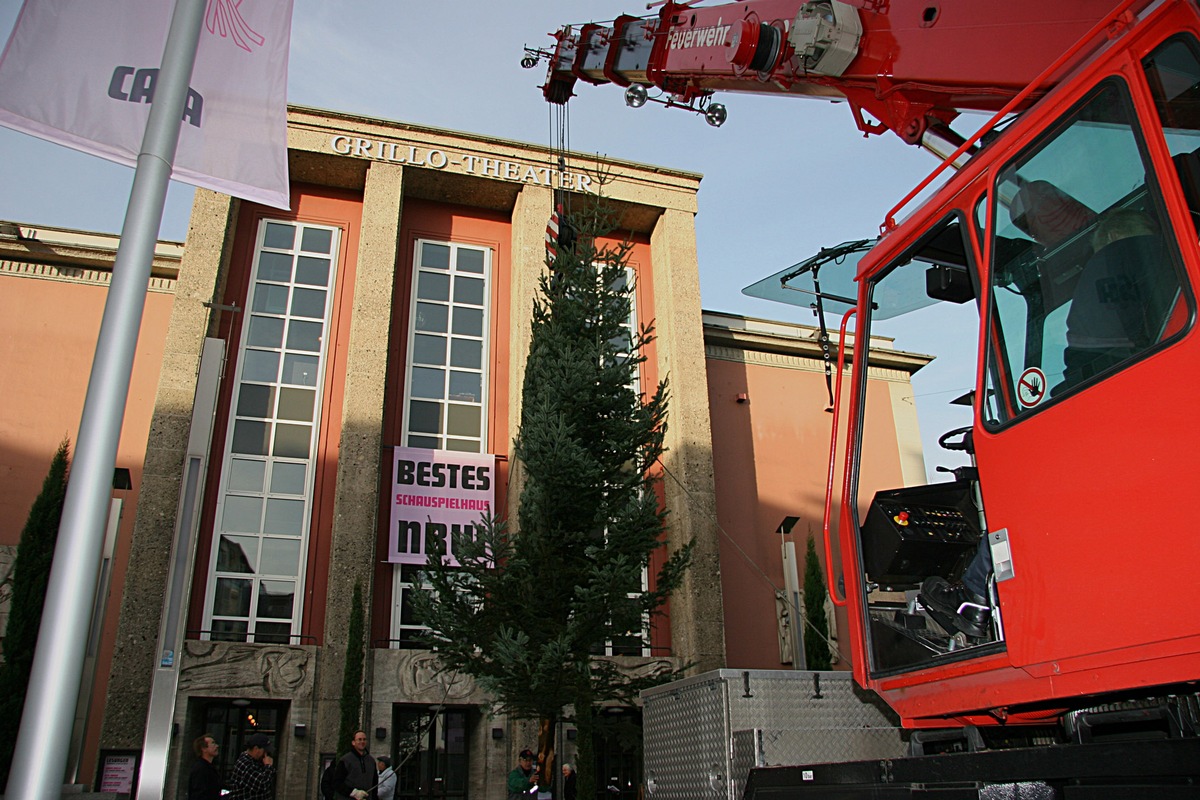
(0, 259, 177, 293)
(703, 311, 932, 376)
(288, 104, 703, 182)
(705, 343, 923, 382)
(286, 105, 701, 218)
(0, 221, 182, 282)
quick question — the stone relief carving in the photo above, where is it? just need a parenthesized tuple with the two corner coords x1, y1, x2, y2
(180, 640, 315, 698)
(372, 649, 679, 707)
(372, 649, 483, 704)
(598, 656, 678, 682)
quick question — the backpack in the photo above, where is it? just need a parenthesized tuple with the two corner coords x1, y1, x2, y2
(320, 759, 337, 800)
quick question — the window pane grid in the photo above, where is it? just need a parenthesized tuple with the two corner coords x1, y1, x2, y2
(606, 268, 648, 656)
(393, 240, 492, 648)
(205, 219, 339, 644)
(392, 564, 432, 648)
(401, 240, 491, 452)
(614, 268, 640, 396)
(597, 567, 651, 657)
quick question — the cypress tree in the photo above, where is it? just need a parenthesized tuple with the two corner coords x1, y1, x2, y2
(0, 439, 70, 784)
(803, 536, 833, 670)
(414, 200, 693, 798)
(337, 581, 366, 753)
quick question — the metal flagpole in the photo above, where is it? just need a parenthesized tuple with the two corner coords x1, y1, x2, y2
(4, 1, 207, 797)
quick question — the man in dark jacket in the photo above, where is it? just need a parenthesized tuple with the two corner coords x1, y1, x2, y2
(561, 763, 577, 800)
(187, 734, 222, 800)
(333, 730, 376, 799)
(1062, 209, 1176, 390)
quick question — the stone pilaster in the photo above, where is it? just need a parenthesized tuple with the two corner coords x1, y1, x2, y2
(314, 160, 404, 753)
(505, 183, 553, 520)
(100, 189, 240, 748)
(649, 207, 726, 673)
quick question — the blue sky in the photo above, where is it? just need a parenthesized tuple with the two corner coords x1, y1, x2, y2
(0, 0, 940, 316)
(0, 0, 973, 475)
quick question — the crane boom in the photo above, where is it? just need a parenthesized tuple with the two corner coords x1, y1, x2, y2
(535, 0, 1200, 792)
(540, 0, 1124, 144)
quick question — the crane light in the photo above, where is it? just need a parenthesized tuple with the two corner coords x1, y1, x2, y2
(625, 85, 649, 108)
(705, 103, 728, 128)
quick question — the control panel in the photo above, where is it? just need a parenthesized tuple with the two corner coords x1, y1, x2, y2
(861, 480, 982, 590)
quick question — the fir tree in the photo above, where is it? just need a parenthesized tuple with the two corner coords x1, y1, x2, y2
(414, 200, 692, 798)
(803, 536, 833, 670)
(0, 439, 70, 784)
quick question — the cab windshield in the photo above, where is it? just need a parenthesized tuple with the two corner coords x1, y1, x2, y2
(984, 79, 1191, 423)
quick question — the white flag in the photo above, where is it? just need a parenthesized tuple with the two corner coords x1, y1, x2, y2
(0, 0, 293, 209)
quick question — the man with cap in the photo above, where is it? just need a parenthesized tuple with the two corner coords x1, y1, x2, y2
(507, 749, 537, 800)
(332, 729, 376, 799)
(227, 733, 276, 800)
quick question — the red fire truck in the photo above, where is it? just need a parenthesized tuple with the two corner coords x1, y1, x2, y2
(533, 1, 1200, 794)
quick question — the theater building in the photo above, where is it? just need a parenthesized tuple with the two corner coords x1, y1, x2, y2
(0, 106, 927, 799)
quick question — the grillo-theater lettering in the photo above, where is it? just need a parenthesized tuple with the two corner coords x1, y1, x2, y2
(329, 135, 597, 193)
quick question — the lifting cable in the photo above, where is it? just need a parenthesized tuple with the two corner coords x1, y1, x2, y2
(547, 95, 576, 261)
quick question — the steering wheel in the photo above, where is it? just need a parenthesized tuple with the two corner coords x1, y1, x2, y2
(938, 425, 974, 453)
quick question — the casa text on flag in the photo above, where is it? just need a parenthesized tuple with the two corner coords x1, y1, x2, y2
(0, 0, 293, 209)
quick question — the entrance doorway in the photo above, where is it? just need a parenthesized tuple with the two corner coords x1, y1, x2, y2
(192, 699, 286, 793)
(594, 708, 642, 800)
(391, 705, 471, 798)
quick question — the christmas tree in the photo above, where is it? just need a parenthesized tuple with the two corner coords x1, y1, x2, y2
(414, 200, 692, 797)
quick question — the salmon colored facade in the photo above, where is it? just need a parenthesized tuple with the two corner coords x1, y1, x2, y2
(0, 108, 925, 799)
(0, 224, 180, 785)
(703, 314, 928, 671)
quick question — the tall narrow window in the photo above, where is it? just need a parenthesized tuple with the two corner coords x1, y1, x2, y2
(206, 220, 340, 644)
(392, 239, 492, 647)
(605, 267, 651, 658)
(403, 240, 492, 453)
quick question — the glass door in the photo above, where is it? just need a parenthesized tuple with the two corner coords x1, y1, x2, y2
(392, 706, 470, 798)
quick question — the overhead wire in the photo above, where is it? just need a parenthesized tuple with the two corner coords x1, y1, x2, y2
(655, 458, 842, 655)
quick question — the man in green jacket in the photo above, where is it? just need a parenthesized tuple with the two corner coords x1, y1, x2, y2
(506, 749, 536, 800)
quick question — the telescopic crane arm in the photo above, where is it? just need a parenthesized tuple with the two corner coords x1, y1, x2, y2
(534, 0, 1124, 147)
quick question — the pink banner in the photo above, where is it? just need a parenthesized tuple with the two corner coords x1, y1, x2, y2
(0, 0, 292, 209)
(389, 446, 496, 566)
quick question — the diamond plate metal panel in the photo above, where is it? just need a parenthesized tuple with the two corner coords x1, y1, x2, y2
(644, 671, 907, 800)
(643, 674, 732, 799)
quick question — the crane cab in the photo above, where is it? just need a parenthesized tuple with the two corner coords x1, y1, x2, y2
(829, 2, 1200, 728)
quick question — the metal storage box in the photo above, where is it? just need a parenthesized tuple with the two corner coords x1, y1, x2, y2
(642, 669, 907, 800)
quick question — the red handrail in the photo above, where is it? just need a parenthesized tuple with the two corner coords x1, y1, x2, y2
(822, 308, 856, 607)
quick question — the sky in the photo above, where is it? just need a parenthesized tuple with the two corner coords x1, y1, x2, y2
(0, 0, 974, 475)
